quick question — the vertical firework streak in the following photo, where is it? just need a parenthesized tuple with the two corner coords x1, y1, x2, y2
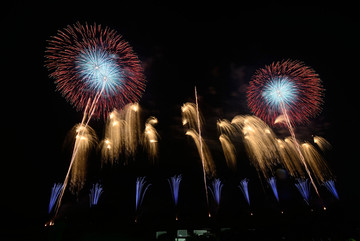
(195, 87, 210, 215)
(45, 23, 146, 220)
(247, 60, 324, 198)
(54, 88, 104, 218)
(279, 102, 320, 197)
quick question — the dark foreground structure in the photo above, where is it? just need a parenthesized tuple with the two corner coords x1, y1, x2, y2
(3, 201, 358, 241)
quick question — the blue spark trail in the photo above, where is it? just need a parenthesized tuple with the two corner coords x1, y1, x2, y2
(239, 179, 250, 206)
(168, 175, 182, 207)
(323, 180, 339, 200)
(89, 183, 103, 207)
(48, 183, 63, 214)
(268, 177, 279, 202)
(209, 178, 223, 206)
(135, 177, 151, 212)
(295, 179, 311, 205)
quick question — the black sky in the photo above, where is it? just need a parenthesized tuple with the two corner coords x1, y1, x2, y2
(2, 1, 359, 232)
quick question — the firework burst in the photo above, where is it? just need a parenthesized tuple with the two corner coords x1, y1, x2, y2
(248, 60, 324, 197)
(45, 22, 146, 119)
(247, 59, 323, 126)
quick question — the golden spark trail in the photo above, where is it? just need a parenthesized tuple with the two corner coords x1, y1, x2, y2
(219, 134, 237, 170)
(54, 83, 106, 219)
(231, 115, 279, 179)
(143, 117, 159, 162)
(195, 87, 211, 216)
(301, 142, 333, 183)
(313, 136, 332, 152)
(279, 102, 320, 197)
(276, 138, 304, 178)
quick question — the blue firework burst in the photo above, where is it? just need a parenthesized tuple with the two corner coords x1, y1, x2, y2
(262, 77, 298, 109)
(76, 47, 124, 96)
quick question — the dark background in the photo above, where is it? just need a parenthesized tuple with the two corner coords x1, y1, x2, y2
(2, 1, 359, 239)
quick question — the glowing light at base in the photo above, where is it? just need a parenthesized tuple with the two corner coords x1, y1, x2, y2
(89, 183, 103, 207)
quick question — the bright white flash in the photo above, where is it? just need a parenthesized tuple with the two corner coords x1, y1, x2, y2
(262, 77, 298, 109)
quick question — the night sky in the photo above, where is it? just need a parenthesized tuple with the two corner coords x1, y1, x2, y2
(2, 1, 359, 238)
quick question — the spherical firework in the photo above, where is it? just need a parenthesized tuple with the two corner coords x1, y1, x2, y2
(45, 22, 146, 119)
(247, 60, 323, 126)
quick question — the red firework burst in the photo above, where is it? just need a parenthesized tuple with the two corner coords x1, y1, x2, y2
(45, 22, 146, 119)
(247, 60, 323, 126)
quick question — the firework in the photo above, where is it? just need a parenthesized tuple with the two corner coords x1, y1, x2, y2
(45, 22, 146, 119)
(295, 179, 311, 205)
(123, 103, 141, 158)
(301, 142, 333, 183)
(182, 87, 215, 216)
(186, 129, 215, 176)
(323, 180, 339, 200)
(48, 183, 63, 214)
(67, 124, 98, 194)
(276, 138, 305, 178)
(168, 174, 182, 220)
(238, 179, 250, 206)
(231, 115, 279, 179)
(89, 183, 103, 207)
(135, 177, 151, 222)
(209, 178, 223, 206)
(313, 136, 332, 152)
(217, 119, 236, 137)
(100, 109, 125, 165)
(219, 134, 237, 170)
(181, 103, 201, 128)
(247, 60, 324, 197)
(247, 59, 323, 126)
(143, 117, 159, 162)
(268, 177, 279, 202)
